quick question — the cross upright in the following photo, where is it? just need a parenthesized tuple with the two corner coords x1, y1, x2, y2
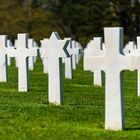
(0, 35, 8, 82)
(91, 37, 104, 86)
(71, 41, 80, 70)
(7, 39, 13, 66)
(40, 38, 49, 74)
(7, 34, 38, 92)
(14, 39, 19, 67)
(84, 27, 140, 130)
(75, 41, 81, 64)
(41, 32, 70, 105)
(28, 38, 36, 71)
(64, 38, 73, 79)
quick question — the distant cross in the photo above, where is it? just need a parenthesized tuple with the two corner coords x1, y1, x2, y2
(75, 42, 81, 64)
(84, 27, 140, 130)
(71, 41, 78, 70)
(14, 39, 18, 67)
(40, 38, 49, 74)
(7, 34, 38, 92)
(41, 32, 70, 105)
(64, 38, 73, 79)
(7, 39, 13, 66)
(0, 35, 8, 82)
(85, 37, 104, 86)
(33, 41, 39, 63)
(28, 39, 36, 71)
(92, 37, 104, 86)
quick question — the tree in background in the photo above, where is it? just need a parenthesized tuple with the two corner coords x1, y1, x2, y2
(0, 0, 139, 46)
(37, 0, 140, 45)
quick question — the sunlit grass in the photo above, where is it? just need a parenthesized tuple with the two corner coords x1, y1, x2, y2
(0, 58, 139, 140)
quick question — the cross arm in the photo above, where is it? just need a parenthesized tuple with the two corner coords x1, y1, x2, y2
(26, 48, 38, 57)
(84, 56, 105, 71)
(120, 55, 140, 71)
(6, 48, 17, 57)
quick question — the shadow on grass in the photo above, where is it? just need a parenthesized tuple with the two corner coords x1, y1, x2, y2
(125, 127, 140, 130)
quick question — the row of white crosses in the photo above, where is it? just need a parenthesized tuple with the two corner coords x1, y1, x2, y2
(84, 27, 140, 130)
(123, 39, 140, 96)
(0, 32, 82, 106)
(40, 33, 83, 105)
(40, 37, 83, 79)
(0, 34, 38, 91)
(86, 36, 140, 97)
(86, 37, 140, 98)
(40, 32, 70, 105)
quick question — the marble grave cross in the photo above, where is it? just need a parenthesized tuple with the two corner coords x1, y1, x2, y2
(75, 42, 81, 64)
(64, 38, 73, 79)
(84, 27, 140, 130)
(40, 38, 49, 74)
(28, 38, 36, 71)
(0, 35, 8, 82)
(85, 37, 104, 86)
(71, 41, 77, 70)
(7, 34, 38, 92)
(41, 32, 70, 105)
(92, 37, 104, 86)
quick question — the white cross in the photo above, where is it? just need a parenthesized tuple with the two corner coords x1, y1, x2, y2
(64, 38, 73, 79)
(14, 39, 18, 67)
(75, 41, 81, 64)
(71, 41, 79, 70)
(40, 38, 49, 74)
(40, 32, 70, 105)
(84, 27, 140, 130)
(7, 34, 38, 92)
(33, 41, 39, 63)
(28, 38, 36, 71)
(85, 37, 104, 86)
(77, 42, 83, 62)
(0, 35, 8, 82)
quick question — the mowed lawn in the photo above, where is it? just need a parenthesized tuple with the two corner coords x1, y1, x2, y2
(0, 57, 140, 140)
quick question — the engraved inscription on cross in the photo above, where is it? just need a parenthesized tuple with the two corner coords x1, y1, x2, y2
(84, 27, 140, 130)
(41, 32, 70, 105)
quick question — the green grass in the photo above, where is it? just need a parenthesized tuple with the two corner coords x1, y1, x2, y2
(0, 58, 140, 140)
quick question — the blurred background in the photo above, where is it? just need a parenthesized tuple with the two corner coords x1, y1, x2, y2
(0, 0, 140, 46)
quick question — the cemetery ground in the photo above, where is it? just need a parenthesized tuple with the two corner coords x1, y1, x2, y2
(0, 58, 140, 140)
